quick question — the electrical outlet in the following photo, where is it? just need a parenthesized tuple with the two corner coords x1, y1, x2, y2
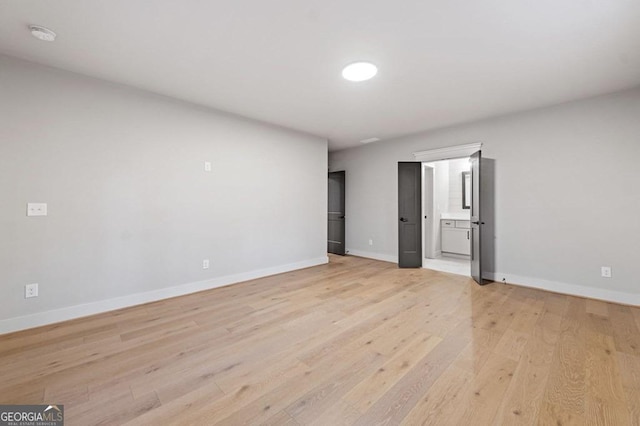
(601, 266, 612, 278)
(27, 203, 47, 217)
(204, 161, 212, 172)
(25, 283, 39, 298)
(203, 259, 210, 269)
(368, 239, 373, 246)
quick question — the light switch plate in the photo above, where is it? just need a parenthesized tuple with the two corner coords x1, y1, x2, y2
(27, 203, 47, 216)
(25, 283, 39, 298)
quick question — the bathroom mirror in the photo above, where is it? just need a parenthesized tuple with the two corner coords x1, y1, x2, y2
(462, 171, 471, 209)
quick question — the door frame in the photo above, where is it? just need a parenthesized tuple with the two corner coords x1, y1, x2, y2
(413, 142, 482, 269)
(422, 165, 436, 259)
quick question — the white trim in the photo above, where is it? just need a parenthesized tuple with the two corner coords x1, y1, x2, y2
(344, 252, 640, 307)
(484, 272, 640, 306)
(413, 142, 482, 162)
(0, 256, 329, 335)
(347, 249, 397, 264)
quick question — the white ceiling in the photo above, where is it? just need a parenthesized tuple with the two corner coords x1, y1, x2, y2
(1, 1, 640, 151)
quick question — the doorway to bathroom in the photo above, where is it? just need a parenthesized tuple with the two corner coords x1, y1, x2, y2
(403, 141, 490, 284)
(422, 157, 472, 276)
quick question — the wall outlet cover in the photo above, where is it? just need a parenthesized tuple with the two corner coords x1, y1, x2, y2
(27, 203, 48, 217)
(25, 283, 39, 298)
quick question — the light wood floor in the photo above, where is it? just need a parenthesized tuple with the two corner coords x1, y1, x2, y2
(1, 255, 640, 425)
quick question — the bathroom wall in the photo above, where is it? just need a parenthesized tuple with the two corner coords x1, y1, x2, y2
(426, 161, 449, 256)
(426, 158, 469, 258)
(432, 161, 450, 219)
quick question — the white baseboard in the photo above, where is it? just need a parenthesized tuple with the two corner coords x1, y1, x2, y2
(341, 251, 639, 306)
(346, 248, 398, 264)
(0, 256, 329, 335)
(484, 272, 640, 306)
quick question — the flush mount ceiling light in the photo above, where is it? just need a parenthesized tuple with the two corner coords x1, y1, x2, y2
(29, 25, 57, 42)
(342, 62, 378, 82)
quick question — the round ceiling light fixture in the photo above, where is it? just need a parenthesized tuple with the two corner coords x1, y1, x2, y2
(29, 25, 57, 42)
(342, 62, 378, 82)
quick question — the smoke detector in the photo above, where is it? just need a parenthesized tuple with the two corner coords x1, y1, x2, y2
(29, 25, 57, 42)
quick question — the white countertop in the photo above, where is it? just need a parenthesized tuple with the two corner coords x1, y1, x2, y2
(440, 212, 471, 220)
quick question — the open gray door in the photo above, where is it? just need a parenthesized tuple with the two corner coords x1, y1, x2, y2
(398, 162, 422, 268)
(328, 171, 345, 255)
(470, 150, 485, 284)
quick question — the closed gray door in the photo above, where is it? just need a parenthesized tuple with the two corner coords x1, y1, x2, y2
(470, 150, 484, 284)
(328, 171, 345, 255)
(398, 162, 422, 268)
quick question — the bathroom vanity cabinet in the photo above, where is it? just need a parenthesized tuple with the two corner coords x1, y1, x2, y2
(441, 219, 470, 255)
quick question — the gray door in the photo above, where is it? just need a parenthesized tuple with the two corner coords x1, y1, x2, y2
(328, 171, 345, 255)
(398, 162, 422, 268)
(470, 150, 484, 284)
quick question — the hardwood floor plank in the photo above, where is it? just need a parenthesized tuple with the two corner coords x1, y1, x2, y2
(585, 299, 610, 317)
(309, 400, 360, 426)
(284, 353, 385, 424)
(352, 334, 468, 425)
(68, 387, 161, 425)
(508, 299, 545, 334)
(262, 410, 300, 426)
(608, 303, 640, 357)
(493, 328, 530, 361)
(616, 352, 640, 424)
(493, 309, 562, 425)
(124, 364, 261, 425)
(343, 333, 442, 413)
(44, 384, 89, 407)
(584, 330, 631, 425)
(439, 352, 517, 425)
(214, 351, 385, 425)
(537, 298, 588, 425)
(400, 365, 474, 426)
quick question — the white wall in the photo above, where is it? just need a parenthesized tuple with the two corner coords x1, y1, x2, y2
(425, 161, 449, 256)
(0, 55, 328, 333)
(432, 161, 450, 218)
(447, 158, 471, 214)
(330, 88, 640, 304)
